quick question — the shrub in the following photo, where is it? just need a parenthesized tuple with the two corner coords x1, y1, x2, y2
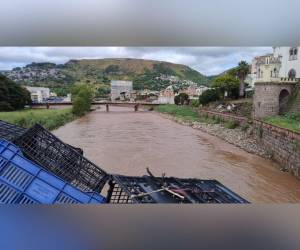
(241, 123, 250, 131)
(199, 89, 219, 106)
(174, 95, 180, 105)
(71, 84, 94, 116)
(72, 97, 87, 116)
(191, 99, 199, 107)
(174, 93, 190, 105)
(284, 112, 300, 121)
(224, 119, 239, 129)
(214, 116, 222, 124)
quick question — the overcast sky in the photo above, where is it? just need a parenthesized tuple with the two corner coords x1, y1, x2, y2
(0, 47, 272, 76)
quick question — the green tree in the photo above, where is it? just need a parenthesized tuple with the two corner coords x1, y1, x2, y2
(199, 89, 219, 106)
(212, 74, 239, 99)
(0, 74, 31, 111)
(174, 93, 190, 105)
(236, 61, 250, 97)
(95, 85, 110, 98)
(71, 84, 94, 116)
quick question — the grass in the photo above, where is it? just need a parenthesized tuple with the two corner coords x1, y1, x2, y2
(224, 119, 239, 129)
(155, 104, 200, 122)
(263, 113, 300, 133)
(0, 108, 75, 131)
(155, 104, 218, 124)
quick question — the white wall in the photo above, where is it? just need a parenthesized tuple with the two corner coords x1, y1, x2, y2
(154, 96, 174, 104)
(274, 46, 300, 78)
(25, 86, 50, 102)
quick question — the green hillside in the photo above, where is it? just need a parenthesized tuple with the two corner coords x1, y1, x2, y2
(5, 58, 210, 94)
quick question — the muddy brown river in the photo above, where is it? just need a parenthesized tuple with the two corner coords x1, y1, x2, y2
(53, 106, 300, 203)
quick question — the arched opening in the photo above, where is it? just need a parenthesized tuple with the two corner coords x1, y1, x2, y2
(279, 89, 290, 114)
(288, 69, 296, 80)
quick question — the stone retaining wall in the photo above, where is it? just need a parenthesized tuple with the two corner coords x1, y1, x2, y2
(198, 109, 300, 179)
(197, 109, 249, 125)
(253, 120, 300, 179)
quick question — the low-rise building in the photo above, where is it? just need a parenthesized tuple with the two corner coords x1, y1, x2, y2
(110, 80, 133, 101)
(160, 85, 175, 97)
(25, 86, 50, 103)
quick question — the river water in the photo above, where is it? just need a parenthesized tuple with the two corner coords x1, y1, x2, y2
(53, 106, 300, 203)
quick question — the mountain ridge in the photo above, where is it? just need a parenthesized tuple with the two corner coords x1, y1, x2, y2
(4, 58, 211, 94)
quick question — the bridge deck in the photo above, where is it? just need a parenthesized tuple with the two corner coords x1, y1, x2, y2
(31, 102, 161, 106)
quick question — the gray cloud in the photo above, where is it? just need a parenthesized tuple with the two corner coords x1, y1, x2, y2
(0, 47, 272, 75)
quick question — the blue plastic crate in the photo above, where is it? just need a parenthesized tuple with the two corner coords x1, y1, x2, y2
(0, 139, 106, 204)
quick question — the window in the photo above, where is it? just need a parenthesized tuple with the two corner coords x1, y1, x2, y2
(274, 68, 277, 78)
(288, 69, 296, 80)
(289, 47, 298, 60)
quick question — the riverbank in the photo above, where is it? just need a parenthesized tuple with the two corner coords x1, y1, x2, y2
(0, 108, 75, 130)
(54, 105, 300, 202)
(155, 105, 271, 159)
(263, 113, 300, 133)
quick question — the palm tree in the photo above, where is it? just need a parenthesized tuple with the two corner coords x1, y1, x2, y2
(236, 61, 250, 97)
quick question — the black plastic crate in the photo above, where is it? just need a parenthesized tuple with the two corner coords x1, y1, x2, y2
(107, 174, 248, 204)
(0, 120, 27, 141)
(14, 124, 108, 192)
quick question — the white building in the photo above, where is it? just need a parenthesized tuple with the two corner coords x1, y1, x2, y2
(110, 80, 133, 101)
(273, 47, 299, 79)
(25, 86, 50, 103)
(249, 47, 299, 85)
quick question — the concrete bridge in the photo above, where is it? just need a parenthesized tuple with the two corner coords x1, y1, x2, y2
(31, 101, 162, 112)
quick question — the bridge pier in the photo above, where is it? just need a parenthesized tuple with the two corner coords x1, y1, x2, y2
(134, 104, 139, 112)
(106, 104, 109, 112)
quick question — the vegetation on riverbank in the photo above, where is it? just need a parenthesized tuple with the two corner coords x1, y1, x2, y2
(71, 84, 94, 116)
(0, 74, 31, 111)
(155, 104, 218, 124)
(155, 104, 244, 131)
(155, 104, 271, 159)
(155, 104, 200, 122)
(263, 113, 300, 133)
(0, 108, 75, 130)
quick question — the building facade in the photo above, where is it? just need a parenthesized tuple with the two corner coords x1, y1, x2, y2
(250, 47, 300, 86)
(252, 47, 299, 119)
(273, 46, 299, 80)
(110, 80, 133, 101)
(255, 54, 282, 83)
(25, 86, 50, 103)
